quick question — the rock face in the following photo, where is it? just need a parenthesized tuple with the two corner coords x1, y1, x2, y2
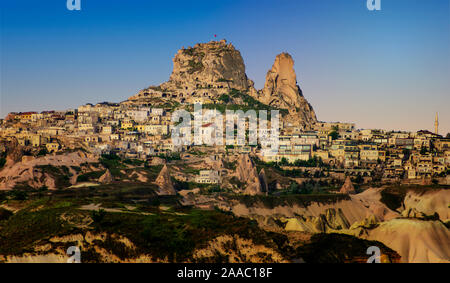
(168, 40, 251, 91)
(258, 168, 269, 194)
(403, 189, 450, 221)
(365, 218, 450, 263)
(3, 138, 25, 167)
(235, 154, 266, 195)
(128, 40, 256, 103)
(0, 151, 98, 190)
(340, 176, 356, 194)
(98, 169, 113, 184)
(154, 165, 176, 195)
(259, 53, 317, 128)
(284, 208, 351, 233)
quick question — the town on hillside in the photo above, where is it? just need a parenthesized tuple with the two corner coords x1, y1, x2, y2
(0, 41, 449, 191)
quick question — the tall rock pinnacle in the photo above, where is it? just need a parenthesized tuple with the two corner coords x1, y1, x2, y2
(260, 53, 317, 129)
(154, 165, 177, 195)
(126, 41, 317, 129)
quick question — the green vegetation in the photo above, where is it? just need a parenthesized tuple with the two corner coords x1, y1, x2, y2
(223, 160, 237, 170)
(0, 207, 13, 221)
(123, 159, 145, 166)
(174, 180, 218, 191)
(328, 130, 339, 140)
(93, 208, 276, 262)
(182, 167, 201, 175)
(34, 165, 71, 188)
(296, 233, 400, 263)
(0, 206, 78, 255)
(218, 94, 231, 103)
(91, 209, 106, 225)
(99, 153, 127, 177)
(202, 89, 288, 117)
(187, 60, 204, 74)
(230, 194, 350, 209)
(9, 190, 28, 200)
(217, 78, 233, 83)
(36, 147, 48, 156)
(76, 170, 105, 183)
(278, 156, 327, 168)
(183, 47, 195, 56)
(157, 152, 181, 161)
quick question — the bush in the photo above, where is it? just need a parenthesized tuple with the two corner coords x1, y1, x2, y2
(9, 190, 28, 200)
(0, 157, 6, 168)
(92, 209, 106, 225)
(77, 171, 105, 182)
(328, 131, 339, 140)
(0, 207, 13, 221)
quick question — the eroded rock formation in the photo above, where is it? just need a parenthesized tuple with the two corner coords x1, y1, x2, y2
(126, 40, 317, 129)
(154, 165, 176, 195)
(340, 176, 356, 194)
(168, 40, 251, 91)
(235, 154, 266, 196)
(259, 53, 317, 128)
(99, 169, 113, 184)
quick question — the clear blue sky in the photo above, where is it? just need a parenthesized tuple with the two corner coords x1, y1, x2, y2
(1, 0, 449, 134)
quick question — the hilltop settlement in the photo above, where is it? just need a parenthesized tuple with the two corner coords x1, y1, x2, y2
(0, 40, 449, 263)
(1, 40, 448, 191)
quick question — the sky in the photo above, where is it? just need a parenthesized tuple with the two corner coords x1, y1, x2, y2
(1, 0, 449, 134)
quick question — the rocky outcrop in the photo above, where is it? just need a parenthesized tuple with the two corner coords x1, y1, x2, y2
(258, 53, 317, 128)
(340, 176, 356, 194)
(283, 208, 351, 233)
(365, 218, 450, 263)
(193, 235, 287, 263)
(0, 151, 98, 190)
(235, 154, 266, 195)
(3, 138, 26, 167)
(125, 41, 318, 130)
(154, 165, 176, 195)
(229, 187, 399, 229)
(128, 40, 256, 103)
(402, 189, 450, 221)
(98, 169, 113, 184)
(258, 168, 269, 194)
(168, 40, 251, 91)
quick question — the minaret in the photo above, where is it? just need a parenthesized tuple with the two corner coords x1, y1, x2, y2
(435, 112, 439, 135)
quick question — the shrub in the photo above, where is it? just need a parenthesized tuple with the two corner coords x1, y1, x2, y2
(91, 209, 106, 225)
(0, 207, 13, 221)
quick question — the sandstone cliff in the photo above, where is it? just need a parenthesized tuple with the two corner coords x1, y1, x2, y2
(365, 218, 450, 263)
(0, 151, 98, 190)
(235, 154, 267, 196)
(340, 176, 356, 194)
(258, 53, 317, 128)
(167, 40, 251, 91)
(99, 169, 113, 184)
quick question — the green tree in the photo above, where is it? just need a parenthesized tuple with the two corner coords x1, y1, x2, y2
(280, 157, 289, 166)
(0, 157, 6, 168)
(420, 147, 427, 155)
(328, 131, 339, 140)
(91, 209, 106, 225)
